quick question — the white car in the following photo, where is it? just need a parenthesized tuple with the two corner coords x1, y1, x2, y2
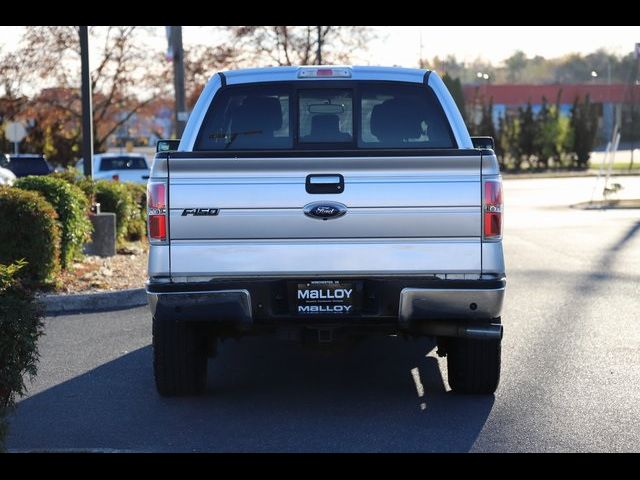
(0, 154, 17, 186)
(0, 166, 16, 186)
(76, 153, 150, 184)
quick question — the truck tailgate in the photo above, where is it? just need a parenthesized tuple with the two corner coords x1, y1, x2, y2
(168, 154, 481, 277)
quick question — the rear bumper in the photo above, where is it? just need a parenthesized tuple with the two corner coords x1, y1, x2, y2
(147, 277, 505, 338)
(398, 287, 504, 327)
(147, 289, 253, 328)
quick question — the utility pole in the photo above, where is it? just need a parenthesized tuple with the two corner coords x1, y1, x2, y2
(631, 44, 640, 169)
(79, 26, 93, 178)
(316, 26, 322, 65)
(169, 26, 187, 137)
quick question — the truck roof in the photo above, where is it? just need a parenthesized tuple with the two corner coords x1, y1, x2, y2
(219, 65, 431, 85)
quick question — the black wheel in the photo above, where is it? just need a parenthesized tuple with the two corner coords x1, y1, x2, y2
(447, 332, 501, 395)
(153, 316, 208, 396)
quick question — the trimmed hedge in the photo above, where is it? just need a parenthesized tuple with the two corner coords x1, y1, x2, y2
(50, 168, 96, 203)
(0, 260, 45, 451)
(15, 176, 93, 269)
(95, 180, 140, 243)
(0, 187, 61, 284)
(123, 182, 147, 241)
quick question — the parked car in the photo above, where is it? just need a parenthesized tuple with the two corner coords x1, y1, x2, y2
(5, 153, 54, 177)
(147, 66, 505, 397)
(0, 154, 17, 186)
(76, 153, 150, 184)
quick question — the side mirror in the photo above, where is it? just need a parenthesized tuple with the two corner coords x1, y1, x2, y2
(471, 136, 495, 150)
(156, 139, 180, 153)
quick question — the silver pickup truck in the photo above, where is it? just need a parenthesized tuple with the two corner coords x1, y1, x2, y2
(146, 66, 505, 397)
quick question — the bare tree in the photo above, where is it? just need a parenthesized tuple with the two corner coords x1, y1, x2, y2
(228, 26, 373, 67)
(182, 44, 238, 108)
(13, 26, 171, 153)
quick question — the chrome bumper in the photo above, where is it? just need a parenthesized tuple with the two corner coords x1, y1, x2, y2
(398, 287, 505, 328)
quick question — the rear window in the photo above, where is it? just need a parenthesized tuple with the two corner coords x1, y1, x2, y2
(99, 157, 147, 171)
(194, 81, 455, 151)
(360, 84, 454, 149)
(195, 85, 292, 150)
(299, 89, 353, 144)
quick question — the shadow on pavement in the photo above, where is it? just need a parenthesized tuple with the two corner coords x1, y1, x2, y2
(8, 336, 494, 452)
(583, 220, 640, 294)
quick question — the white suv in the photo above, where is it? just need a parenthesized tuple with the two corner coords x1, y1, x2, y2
(76, 153, 150, 184)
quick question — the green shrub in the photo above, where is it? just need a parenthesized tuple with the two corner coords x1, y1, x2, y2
(123, 182, 147, 241)
(50, 168, 96, 204)
(15, 176, 93, 269)
(0, 187, 61, 284)
(49, 169, 79, 185)
(0, 260, 45, 451)
(95, 180, 136, 243)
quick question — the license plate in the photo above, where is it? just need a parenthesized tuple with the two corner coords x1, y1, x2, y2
(295, 280, 356, 315)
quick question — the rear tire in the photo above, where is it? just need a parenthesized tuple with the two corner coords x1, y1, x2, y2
(153, 316, 208, 396)
(447, 333, 501, 395)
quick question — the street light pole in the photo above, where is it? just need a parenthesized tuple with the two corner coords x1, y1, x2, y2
(170, 26, 187, 138)
(316, 26, 322, 65)
(79, 26, 93, 178)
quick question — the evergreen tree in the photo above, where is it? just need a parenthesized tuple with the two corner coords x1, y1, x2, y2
(495, 115, 506, 168)
(478, 99, 496, 139)
(442, 73, 467, 122)
(569, 95, 599, 168)
(534, 97, 552, 169)
(518, 102, 537, 167)
(500, 114, 522, 170)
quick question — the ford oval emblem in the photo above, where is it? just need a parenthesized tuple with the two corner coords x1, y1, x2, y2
(304, 201, 347, 220)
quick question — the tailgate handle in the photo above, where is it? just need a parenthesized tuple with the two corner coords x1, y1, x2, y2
(306, 174, 344, 194)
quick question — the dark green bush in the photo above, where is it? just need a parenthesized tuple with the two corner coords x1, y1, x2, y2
(15, 176, 93, 269)
(50, 168, 96, 204)
(123, 182, 147, 241)
(0, 260, 45, 451)
(95, 180, 137, 243)
(0, 187, 61, 284)
(49, 169, 79, 185)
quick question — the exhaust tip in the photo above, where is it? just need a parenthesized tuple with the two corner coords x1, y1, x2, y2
(462, 323, 502, 340)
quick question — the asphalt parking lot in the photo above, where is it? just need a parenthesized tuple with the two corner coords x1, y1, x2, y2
(7, 176, 640, 452)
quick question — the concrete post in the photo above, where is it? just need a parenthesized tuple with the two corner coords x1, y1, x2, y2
(85, 212, 116, 257)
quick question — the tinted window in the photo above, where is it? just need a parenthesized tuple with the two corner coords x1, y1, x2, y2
(194, 82, 455, 151)
(99, 156, 147, 171)
(299, 89, 353, 144)
(360, 84, 455, 148)
(195, 85, 291, 150)
(8, 157, 51, 177)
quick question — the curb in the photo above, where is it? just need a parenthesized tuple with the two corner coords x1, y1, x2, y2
(571, 199, 640, 210)
(39, 287, 147, 315)
(503, 171, 640, 180)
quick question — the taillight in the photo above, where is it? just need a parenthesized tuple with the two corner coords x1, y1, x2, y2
(147, 181, 167, 242)
(483, 179, 503, 240)
(112, 174, 120, 181)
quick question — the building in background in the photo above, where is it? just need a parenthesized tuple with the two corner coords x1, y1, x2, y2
(111, 98, 173, 148)
(463, 83, 640, 145)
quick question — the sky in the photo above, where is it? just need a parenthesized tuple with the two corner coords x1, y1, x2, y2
(371, 26, 639, 65)
(1, 26, 638, 68)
